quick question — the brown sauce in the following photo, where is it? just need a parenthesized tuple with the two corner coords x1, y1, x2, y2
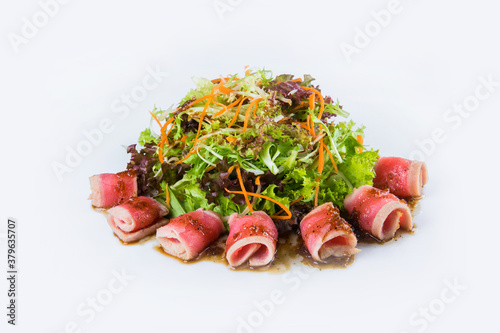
(154, 231, 355, 273)
(406, 196, 421, 213)
(95, 196, 422, 273)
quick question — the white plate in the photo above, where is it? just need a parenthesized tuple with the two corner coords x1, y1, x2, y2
(2, 1, 499, 332)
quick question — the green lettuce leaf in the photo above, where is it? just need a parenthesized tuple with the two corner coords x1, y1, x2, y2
(339, 150, 379, 189)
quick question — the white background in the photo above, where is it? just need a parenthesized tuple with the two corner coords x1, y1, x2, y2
(1, 0, 499, 332)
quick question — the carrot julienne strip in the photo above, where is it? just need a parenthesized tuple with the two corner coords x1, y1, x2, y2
(291, 101, 308, 111)
(175, 102, 213, 165)
(318, 140, 325, 174)
(192, 99, 210, 142)
(236, 166, 253, 213)
(191, 86, 218, 149)
(161, 117, 175, 133)
(314, 180, 320, 207)
(270, 215, 293, 220)
(307, 115, 316, 137)
(174, 151, 193, 164)
(158, 137, 166, 163)
(290, 196, 305, 206)
(314, 140, 325, 207)
(242, 98, 262, 132)
(218, 84, 233, 95)
(211, 100, 228, 115)
(299, 121, 311, 131)
(156, 116, 175, 163)
(187, 94, 216, 109)
(213, 97, 242, 117)
(302, 86, 325, 120)
(323, 144, 338, 173)
(272, 196, 304, 218)
(228, 96, 250, 128)
(150, 112, 162, 130)
(164, 119, 176, 138)
(356, 134, 364, 153)
(225, 189, 292, 219)
(309, 94, 315, 113)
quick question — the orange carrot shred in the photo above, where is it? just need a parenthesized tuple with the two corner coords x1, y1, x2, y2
(314, 140, 325, 207)
(314, 181, 320, 207)
(213, 97, 242, 117)
(318, 140, 325, 174)
(292, 100, 308, 111)
(194, 99, 207, 141)
(244, 65, 250, 75)
(242, 98, 262, 132)
(323, 144, 338, 173)
(228, 96, 250, 128)
(299, 121, 311, 131)
(272, 196, 304, 218)
(270, 215, 293, 220)
(302, 86, 325, 120)
(308, 115, 316, 137)
(290, 196, 305, 206)
(164, 119, 176, 138)
(150, 112, 162, 130)
(174, 87, 220, 165)
(156, 116, 175, 164)
(174, 151, 193, 164)
(226, 136, 237, 143)
(236, 166, 253, 213)
(158, 137, 166, 163)
(218, 84, 233, 95)
(356, 134, 364, 153)
(309, 94, 315, 113)
(165, 184, 170, 209)
(255, 176, 261, 185)
(211, 100, 227, 113)
(227, 165, 236, 175)
(226, 189, 292, 219)
(161, 117, 175, 133)
(187, 94, 216, 109)
(192, 89, 217, 145)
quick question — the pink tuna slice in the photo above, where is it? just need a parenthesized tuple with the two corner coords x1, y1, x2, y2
(108, 217, 169, 244)
(226, 211, 278, 267)
(344, 185, 412, 241)
(156, 209, 225, 261)
(107, 196, 168, 233)
(300, 202, 360, 262)
(373, 157, 428, 197)
(89, 170, 138, 208)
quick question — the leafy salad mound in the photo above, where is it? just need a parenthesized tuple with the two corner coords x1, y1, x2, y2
(126, 68, 379, 229)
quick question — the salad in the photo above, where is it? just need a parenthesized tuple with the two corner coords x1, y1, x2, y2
(125, 67, 379, 228)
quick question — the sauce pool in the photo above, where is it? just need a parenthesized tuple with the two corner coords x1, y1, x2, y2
(95, 196, 422, 273)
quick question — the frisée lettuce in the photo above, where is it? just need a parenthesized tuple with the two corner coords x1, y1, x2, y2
(126, 68, 379, 224)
